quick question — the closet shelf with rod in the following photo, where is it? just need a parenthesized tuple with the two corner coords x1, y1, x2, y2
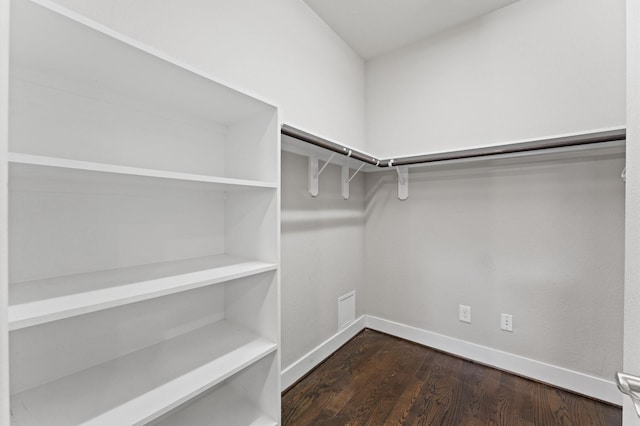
(282, 124, 626, 200)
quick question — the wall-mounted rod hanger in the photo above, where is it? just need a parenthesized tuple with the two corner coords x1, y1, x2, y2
(315, 153, 336, 177)
(394, 165, 405, 184)
(283, 124, 626, 200)
(347, 163, 366, 184)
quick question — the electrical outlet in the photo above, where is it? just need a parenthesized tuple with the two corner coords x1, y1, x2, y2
(459, 305, 471, 323)
(501, 313, 513, 332)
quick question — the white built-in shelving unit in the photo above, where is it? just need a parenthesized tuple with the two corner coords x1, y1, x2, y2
(2, 0, 281, 424)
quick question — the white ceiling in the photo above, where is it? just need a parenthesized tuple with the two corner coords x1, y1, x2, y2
(304, 0, 521, 59)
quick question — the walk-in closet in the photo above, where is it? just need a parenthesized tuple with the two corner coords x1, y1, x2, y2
(0, 0, 638, 424)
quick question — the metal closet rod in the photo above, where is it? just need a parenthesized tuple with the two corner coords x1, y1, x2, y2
(281, 125, 626, 168)
(281, 124, 383, 166)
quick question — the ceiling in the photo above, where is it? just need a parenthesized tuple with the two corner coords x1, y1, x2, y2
(304, 0, 521, 60)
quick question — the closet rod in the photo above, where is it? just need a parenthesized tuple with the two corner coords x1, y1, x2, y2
(281, 124, 382, 166)
(390, 128, 626, 166)
(281, 125, 626, 168)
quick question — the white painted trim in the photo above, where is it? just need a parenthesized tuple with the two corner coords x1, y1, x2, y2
(0, 0, 9, 422)
(281, 315, 365, 391)
(280, 314, 620, 405)
(8, 153, 277, 189)
(365, 315, 622, 406)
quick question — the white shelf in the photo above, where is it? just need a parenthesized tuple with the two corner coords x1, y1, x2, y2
(9, 153, 277, 191)
(10, 320, 277, 426)
(154, 385, 277, 426)
(9, 255, 277, 330)
(6, 0, 281, 423)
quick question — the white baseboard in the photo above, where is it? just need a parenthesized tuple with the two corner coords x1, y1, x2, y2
(281, 316, 366, 391)
(281, 314, 621, 404)
(364, 315, 622, 406)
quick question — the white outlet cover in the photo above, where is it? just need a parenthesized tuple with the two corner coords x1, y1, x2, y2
(459, 305, 471, 323)
(501, 313, 513, 332)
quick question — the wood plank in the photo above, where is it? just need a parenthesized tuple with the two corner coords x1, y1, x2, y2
(282, 329, 622, 426)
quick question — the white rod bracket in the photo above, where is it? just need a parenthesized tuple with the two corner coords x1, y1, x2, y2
(316, 153, 336, 178)
(309, 153, 337, 197)
(342, 162, 367, 200)
(347, 163, 366, 184)
(622, 167, 627, 182)
(342, 163, 349, 200)
(396, 167, 408, 200)
(308, 155, 319, 197)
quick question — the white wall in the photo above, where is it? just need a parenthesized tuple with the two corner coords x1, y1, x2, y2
(50, 0, 366, 150)
(281, 151, 365, 369)
(364, 151, 625, 381)
(366, 0, 626, 157)
(363, 0, 626, 390)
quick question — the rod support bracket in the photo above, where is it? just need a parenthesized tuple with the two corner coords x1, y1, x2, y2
(342, 163, 349, 200)
(308, 155, 319, 197)
(342, 162, 367, 200)
(396, 167, 408, 200)
(308, 153, 337, 197)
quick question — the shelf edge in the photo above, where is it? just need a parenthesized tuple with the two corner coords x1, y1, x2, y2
(86, 340, 278, 426)
(9, 262, 278, 331)
(8, 153, 278, 189)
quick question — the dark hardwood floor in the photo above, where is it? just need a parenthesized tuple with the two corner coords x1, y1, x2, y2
(282, 329, 621, 425)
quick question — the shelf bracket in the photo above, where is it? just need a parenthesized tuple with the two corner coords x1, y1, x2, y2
(309, 155, 319, 197)
(622, 167, 627, 182)
(348, 163, 366, 184)
(316, 153, 336, 178)
(308, 153, 337, 197)
(341, 162, 366, 200)
(396, 166, 408, 200)
(342, 163, 349, 200)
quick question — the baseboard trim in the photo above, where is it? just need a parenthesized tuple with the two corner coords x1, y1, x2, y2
(364, 315, 621, 405)
(281, 315, 366, 391)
